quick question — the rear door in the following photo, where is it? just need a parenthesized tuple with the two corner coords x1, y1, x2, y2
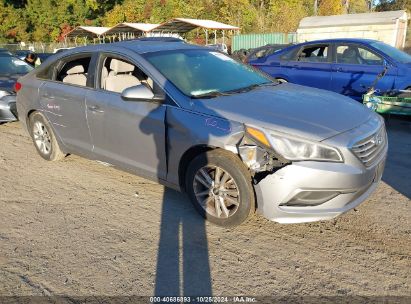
(281, 43, 332, 90)
(85, 52, 167, 180)
(331, 43, 396, 100)
(38, 53, 94, 156)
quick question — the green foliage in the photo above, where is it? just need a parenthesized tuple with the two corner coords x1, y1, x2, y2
(348, 0, 371, 13)
(0, 2, 29, 43)
(268, 0, 312, 33)
(318, 0, 344, 15)
(0, 0, 406, 43)
(375, 0, 411, 12)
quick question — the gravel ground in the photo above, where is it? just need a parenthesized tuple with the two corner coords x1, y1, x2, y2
(0, 116, 410, 299)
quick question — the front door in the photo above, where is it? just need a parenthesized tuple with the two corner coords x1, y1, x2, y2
(85, 55, 167, 180)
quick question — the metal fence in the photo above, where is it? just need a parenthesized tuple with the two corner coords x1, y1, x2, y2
(0, 41, 91, 53)
(231, 32, 298, 51)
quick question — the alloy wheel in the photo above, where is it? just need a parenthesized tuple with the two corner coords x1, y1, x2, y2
(193, 165, 240, 219)
(33, 121, 52, 155)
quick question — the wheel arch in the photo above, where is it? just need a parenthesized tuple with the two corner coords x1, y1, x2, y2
(26, 109, 68, 154)
(22, 109, 38, 133)
(178, 144, 219, 191)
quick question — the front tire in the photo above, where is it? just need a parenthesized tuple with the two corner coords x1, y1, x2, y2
(185, 149, 255, 227)
(29, 111, 66, 161)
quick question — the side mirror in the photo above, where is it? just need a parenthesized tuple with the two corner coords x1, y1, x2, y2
(121, 84, 163, 102)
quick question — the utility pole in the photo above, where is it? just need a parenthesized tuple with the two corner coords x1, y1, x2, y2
(314, 0, 318, 16)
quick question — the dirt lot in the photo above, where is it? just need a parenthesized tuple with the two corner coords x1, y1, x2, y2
(0, 116, 410, 299)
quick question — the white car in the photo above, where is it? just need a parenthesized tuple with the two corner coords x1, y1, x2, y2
(206, 43, 228, 54)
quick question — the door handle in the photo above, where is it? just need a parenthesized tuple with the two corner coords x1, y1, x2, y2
(88, 105, 104, 113)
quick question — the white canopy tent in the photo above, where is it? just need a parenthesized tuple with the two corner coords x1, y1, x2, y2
(65, 26, 110, 44)
(103, 23, 160, 41)
(63, 18, 240, 45)
(152, 18, 241, 44)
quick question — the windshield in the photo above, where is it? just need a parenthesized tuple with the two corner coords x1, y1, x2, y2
(370, 41, 411, 64)
(0, 56, 33, 75)
(144, 49, 272, 97)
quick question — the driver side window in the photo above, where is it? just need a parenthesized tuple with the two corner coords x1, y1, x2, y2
(99, 56, 154, 93)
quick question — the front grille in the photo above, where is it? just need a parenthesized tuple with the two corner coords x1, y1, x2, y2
(351, 125, 387, 167)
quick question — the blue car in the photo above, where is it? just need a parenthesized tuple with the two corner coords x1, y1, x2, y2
(248, 38, 411, 100)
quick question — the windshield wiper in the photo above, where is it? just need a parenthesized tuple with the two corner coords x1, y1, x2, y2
(191, 90, 232, 99)
(224, 81, 277, 94)
(190, 82, 278, 99)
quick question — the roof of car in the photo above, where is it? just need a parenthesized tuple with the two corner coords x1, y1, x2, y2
(297, 38, 378, 45)
(62, 39, 203, 56)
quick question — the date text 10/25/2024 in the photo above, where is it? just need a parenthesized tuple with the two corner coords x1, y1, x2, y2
(149, 296, 257, 303)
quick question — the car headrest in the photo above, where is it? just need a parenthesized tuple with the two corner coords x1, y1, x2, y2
(110, 59, 135, 74)
(342, 48, 356, 58)
(66, 65, 85, 75)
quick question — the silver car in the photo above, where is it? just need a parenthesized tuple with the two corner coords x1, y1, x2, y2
(0, 54, 33, 123)
(16, 40, 388, 227)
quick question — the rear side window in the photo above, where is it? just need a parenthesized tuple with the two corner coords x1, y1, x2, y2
(297, 45, 330, 63)
(55, 56, 92, 87)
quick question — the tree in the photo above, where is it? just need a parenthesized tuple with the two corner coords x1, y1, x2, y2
(348, 0, 371, 13)
(269, 0, 312, 32)
(0, 3, 29, 42)
(25, 0, 100, 42)
(375, 0, 411, 12)
(318, 0, 344, 15)
(102, 0, 147, 26)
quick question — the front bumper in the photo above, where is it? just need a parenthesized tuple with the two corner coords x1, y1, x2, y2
(254, 155, 386, 223)
(0, 95, 18, 123)
(254, 115, 388, 224)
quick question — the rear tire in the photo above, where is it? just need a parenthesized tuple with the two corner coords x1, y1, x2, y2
(29, 111, 66, 161)
(185, 149, 255, 227)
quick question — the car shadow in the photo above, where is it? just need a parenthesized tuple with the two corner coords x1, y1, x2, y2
(154, 188, 213, 296)
(341, 71, 364, 97)
(139, 92, 227, 297)
(382, 115, 411, 199)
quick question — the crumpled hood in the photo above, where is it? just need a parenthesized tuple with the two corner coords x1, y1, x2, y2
(191, 83, 373, 141)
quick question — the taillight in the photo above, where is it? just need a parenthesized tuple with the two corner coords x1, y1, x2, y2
(14, 82, 22, 92)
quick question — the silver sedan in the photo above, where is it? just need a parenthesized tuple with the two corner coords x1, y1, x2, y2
(16, 40, 387, 227)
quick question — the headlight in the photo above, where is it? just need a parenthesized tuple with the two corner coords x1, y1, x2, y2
(246, 126, 343, 162)
(270, 134, 343, 162)
(0, 90, 12, 98)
